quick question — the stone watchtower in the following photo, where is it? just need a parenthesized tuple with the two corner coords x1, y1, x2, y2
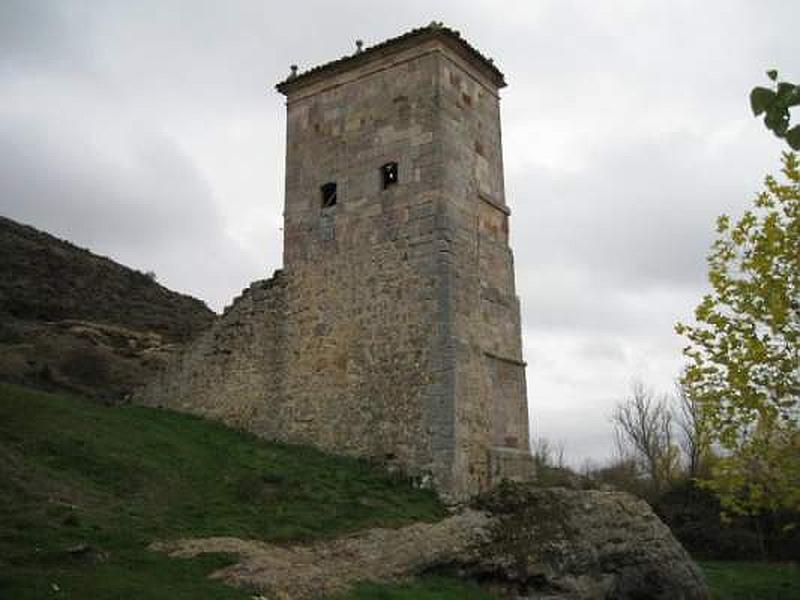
(275, 24, 531, 497)
(139, 24, 531, 500)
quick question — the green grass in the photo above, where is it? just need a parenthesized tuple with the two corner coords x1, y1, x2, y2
(5, 385, 797, 600)
(700, 561, 800, 600)
(0, 382, 447, 599)
(333, 576, 500, 600)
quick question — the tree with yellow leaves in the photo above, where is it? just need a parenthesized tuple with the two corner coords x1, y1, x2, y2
(677, 150, 799, 516)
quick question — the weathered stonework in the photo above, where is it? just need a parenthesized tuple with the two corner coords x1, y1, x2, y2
(139, 274, 287, 432)
(138, 24, 532, 500)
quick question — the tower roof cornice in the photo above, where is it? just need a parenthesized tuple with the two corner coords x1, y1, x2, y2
(275, 22, 506, 96)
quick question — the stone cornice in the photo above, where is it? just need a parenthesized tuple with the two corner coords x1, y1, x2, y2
(276, 23, 506, 96)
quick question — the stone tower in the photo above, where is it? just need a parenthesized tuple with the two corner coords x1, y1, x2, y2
(275, 23, 530, 497)
(138, 24, 531, 500)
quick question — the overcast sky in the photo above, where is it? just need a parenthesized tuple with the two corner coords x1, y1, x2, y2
(2, 0, 797, 466)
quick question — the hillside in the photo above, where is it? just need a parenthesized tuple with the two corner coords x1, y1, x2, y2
(0, 216, 215, 399)
(0, 383, 476, 599)
(2, 384, 795, 599)
(0, 216, 213, 340)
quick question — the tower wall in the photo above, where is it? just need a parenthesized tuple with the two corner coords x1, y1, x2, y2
(278, 35, 531, 497)
(430, 49, 530, 494)
(280, 43, 455, 490)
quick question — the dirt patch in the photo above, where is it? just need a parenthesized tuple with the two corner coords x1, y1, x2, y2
(151, 485, 711, 600)
(150, 510, 491, 599)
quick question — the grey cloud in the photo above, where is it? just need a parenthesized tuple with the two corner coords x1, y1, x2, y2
(576, 338, 627, 363)
(1, 117, 208, 239)
(0, 2, 88, 71)
(512, 132, 769, 290)
(0, 113, 261, 310)
(1, 0, 798, 465)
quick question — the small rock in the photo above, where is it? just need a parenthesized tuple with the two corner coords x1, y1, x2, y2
(66, 543, 90, 555)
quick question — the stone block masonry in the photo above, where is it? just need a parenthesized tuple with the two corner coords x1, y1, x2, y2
(138, 273, 288, 434)
(137, 24, 533, 501)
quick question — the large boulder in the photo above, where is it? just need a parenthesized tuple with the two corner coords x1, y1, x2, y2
(466, 482, 709, 599)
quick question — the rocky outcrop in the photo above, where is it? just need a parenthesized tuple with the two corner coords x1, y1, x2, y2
(151, 483, 709, 599)
(0, 215, 215, 400)
(0, 318, 180, 401)
(467, 483, 709, 599)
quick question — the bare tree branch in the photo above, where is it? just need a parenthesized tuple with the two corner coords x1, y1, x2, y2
(611, 381, 680, 493)
(674, 382, 709, 478)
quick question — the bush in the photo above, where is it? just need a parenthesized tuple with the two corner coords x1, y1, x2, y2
(654, 479, 800, 560)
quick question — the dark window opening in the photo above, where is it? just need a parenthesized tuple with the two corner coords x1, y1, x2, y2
(320, 182, 337, 208)
(381, 162, 398, 189)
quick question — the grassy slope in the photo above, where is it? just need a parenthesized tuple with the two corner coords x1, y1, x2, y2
(336, 577, 499, 600)
(3, 384, 795, 600)
(0, 383, 464, 599)
(700, 561, 800, 600)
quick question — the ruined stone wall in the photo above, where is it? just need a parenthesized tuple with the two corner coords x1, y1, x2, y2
(137, 273, 288, 434)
